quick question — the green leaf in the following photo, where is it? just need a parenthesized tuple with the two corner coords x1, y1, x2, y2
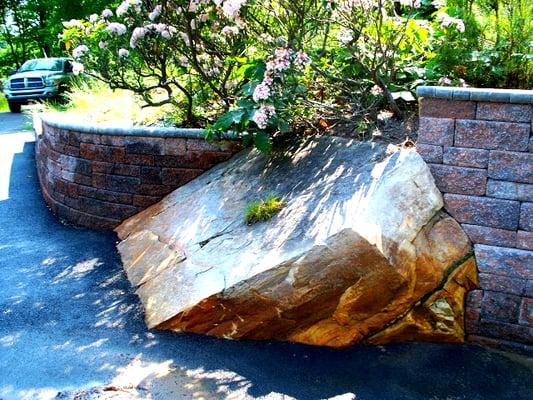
(245, 62, 266, 80)
(242, 132, 253, 147)
(253, 132, 272, 153)
(204, 126, 215, 140)
(213, 109, 245, 130)
(277, 119, 289, 133)
(237, 98, 255, 108)
(240, 81, 259, 97)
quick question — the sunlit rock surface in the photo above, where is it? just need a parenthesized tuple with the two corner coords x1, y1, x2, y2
(116, 136, 478, 347)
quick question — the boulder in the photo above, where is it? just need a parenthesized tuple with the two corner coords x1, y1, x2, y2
(116, 136, 478, 347)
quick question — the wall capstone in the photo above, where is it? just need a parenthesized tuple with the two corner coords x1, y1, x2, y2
(416, 86, 532, 354)
(35, 114, 241, 230)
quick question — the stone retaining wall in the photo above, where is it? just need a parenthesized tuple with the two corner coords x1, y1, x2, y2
(35, 115, 240, 230)
(416, 86, 532, 353)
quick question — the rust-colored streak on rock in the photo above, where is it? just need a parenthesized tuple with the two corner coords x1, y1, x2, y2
(368, 257, 479, 344)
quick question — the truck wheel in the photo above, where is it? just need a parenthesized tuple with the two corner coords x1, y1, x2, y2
(8, 102, 22, 113)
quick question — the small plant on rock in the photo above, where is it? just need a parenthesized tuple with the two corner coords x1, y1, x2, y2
(244, 195, 285, 225)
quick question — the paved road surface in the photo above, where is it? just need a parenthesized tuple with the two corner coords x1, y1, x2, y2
(0, 111, 32, 132)
(0, 112, 531, 400)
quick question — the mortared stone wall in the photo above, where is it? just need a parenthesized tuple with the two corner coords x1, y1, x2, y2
(416, 86, 532, 354)
(35, 115, 240, 230)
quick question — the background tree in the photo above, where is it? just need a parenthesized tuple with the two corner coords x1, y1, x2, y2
(0, 0, 118, 75)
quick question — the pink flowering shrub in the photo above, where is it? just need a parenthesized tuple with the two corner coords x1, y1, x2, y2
(207, 47, 311, 152)
(60, 0, 473, 151)
(62, 0, 321, 150)
(62, 0, 259, 125)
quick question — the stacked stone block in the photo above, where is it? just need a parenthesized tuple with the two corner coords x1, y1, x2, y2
(416, 86, 532, 353)
(35, 118, 239, 230)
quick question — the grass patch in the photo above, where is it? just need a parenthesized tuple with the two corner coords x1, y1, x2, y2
(39, 79, 174, 126)
(244, 195, 285, 225)
(0, 96, 8, 112)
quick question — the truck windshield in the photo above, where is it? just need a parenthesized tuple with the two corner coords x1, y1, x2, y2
(19, 59, 63, 72)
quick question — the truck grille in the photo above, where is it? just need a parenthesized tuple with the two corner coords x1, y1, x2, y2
(10, 77, 45, 90)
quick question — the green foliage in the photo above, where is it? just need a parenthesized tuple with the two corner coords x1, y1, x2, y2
(427, 0, 532, 88)
(2, 0, 528, 153)
(0, 95, 7, 112)
(244, 195, 285, 225)
(39, 78, 172, 125)
(207, 55, 308, 153)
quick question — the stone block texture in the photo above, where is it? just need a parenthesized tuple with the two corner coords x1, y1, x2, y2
(36, 122, 239, 230)
(417, 88, 533, 353)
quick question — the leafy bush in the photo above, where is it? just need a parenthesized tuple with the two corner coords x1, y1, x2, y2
(206, 49, 311, 152)
(59, 0, 531, 153)
(426, 0, 532, 88)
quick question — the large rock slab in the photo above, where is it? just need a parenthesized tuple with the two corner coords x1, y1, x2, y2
(116, 136, 478, 347)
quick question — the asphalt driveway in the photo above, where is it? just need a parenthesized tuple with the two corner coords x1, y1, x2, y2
(0, 112, 531, 400)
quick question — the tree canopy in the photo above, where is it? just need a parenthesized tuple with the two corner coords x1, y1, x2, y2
(0, 0, 117, 74)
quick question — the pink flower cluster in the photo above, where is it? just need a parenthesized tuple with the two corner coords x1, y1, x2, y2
(130, 23, 177, 47)
(438, 76, 467, 87)
(294, 50, 311, 67)
(252, 48, 310, 103)
(370, 84, 383, 96)
(267, 48, 293, 73)
(116, 2, 129, 16)
(252, 83, 271, 102)
(149, 23, 177, 39)
(72, 62, 84, 75)
(101, 9, 113, 18)
(252, 104, 276, 129)
(221, 25, 239, 36)
(189, 0, 202, 12)
(221, 0, 247, 19)
(130, 27, 147, 48)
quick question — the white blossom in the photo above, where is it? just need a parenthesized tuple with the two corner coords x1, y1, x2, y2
(72, 62, 84, 75)
(130, 27, 147, 48)
(221, 0, 247, 19)
(72, 45, 89, 58)
(63, 19, 84, 30)
(116, 1, 130, 17)
(436, 12, 465, 32)
(149, 5, 162, 21)
(106, 22, 128, 35)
